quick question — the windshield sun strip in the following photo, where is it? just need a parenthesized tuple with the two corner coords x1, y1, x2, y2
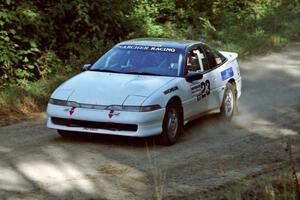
(117, 45, 181, 53)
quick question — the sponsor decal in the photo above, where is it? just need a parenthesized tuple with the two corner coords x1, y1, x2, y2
(190, 80, 211, 100)
(221, 67, 234, 81)
(83, 128, 98, 131)
(118, 45, 177, 53)
(196, 80, 211, 101)
(164, 86, 179, 95)
(108, 110, 120, 119)
(108, 110, 114, 119)
(69, 107, 76, 116)
(191, 84, 201, 94)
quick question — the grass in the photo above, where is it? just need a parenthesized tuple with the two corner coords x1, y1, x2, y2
(209, 170, 299, 200)
(0, 74, 70, 126)
(140, 141, 300, 200)
(169, 140, 300, 200)
(146, 143, 167, 200)
(204, 143, 300, 200)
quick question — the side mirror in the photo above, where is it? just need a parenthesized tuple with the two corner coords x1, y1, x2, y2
(185, 72, 203, 82)
(82, 64, 91, 71)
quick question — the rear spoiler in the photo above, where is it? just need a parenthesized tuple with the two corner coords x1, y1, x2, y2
(220, 51, 238, 63)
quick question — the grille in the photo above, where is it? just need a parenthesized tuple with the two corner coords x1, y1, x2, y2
(51, 117, 138, 132)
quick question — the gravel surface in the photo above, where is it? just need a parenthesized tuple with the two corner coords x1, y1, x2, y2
(0, 43, 300, 200)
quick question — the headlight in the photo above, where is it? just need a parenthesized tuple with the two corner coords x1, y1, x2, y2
(48, 98, 68, 106)
(48, 98, 79, 107)
(106, 105, 161, 112)
(139, 105, 162, 112)
(66, 101, 80, 107)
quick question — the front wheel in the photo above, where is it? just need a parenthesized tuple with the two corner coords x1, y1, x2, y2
(157, 101, 183, 145)
(220, 83, 236, 121)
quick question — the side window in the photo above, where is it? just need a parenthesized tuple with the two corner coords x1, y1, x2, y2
(186, 51, 200, 72)
(185, 48, 208, 74)
(202, 46, 226, 69)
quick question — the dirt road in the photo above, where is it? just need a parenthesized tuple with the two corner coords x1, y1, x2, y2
(1, 43, 300, 200)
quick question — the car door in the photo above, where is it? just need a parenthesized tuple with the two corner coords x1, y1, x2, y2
(184, 46, 214, 117)
(201, 45, 228, 110)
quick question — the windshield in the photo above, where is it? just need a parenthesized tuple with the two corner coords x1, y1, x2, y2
(90, 45, 184, 76)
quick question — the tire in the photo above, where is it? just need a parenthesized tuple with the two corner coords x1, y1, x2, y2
(157, 101, 183, 145)
(220, 83, 236, 121)
(57, 130, 73, 137)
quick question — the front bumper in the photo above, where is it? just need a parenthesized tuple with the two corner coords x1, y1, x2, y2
(47, 104, 165, 137)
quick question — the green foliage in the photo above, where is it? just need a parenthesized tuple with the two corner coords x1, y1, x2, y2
(197, 0, 300, 56)
(0, 1, 42, 86)
(0, 0, 137, 87)
(1, 0, 300, 88)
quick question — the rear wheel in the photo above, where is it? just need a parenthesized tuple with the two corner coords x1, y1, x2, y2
(157, 101, 183, 145)
(220, 83, 236, 121)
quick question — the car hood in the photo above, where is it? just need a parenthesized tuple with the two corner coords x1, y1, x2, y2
(52, 71, 176, 105)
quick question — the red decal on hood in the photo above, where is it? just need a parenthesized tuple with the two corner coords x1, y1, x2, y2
(108, 110, 114, 119)
(69, 107, 76, 116)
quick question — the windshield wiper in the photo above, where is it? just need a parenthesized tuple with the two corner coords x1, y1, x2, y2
(124, 71, 162, 76)
(89, 69, 162, 76)
(89, 69, 121, 73)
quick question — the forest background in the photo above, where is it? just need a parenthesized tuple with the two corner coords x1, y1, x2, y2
(0, 0, 299, 121)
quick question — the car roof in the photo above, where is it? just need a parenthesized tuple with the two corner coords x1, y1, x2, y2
(117, 38, 202, 50)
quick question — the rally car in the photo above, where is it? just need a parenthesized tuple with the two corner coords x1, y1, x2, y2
(47, 38, 242, 145)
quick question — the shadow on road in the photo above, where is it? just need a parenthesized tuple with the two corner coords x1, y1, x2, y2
(50, 112, 222, 148)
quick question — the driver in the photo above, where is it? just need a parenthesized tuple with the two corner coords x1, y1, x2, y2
(186, 52, 199, 74)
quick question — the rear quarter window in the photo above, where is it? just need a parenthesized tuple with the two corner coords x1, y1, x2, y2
(203, 46, 227, 69)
